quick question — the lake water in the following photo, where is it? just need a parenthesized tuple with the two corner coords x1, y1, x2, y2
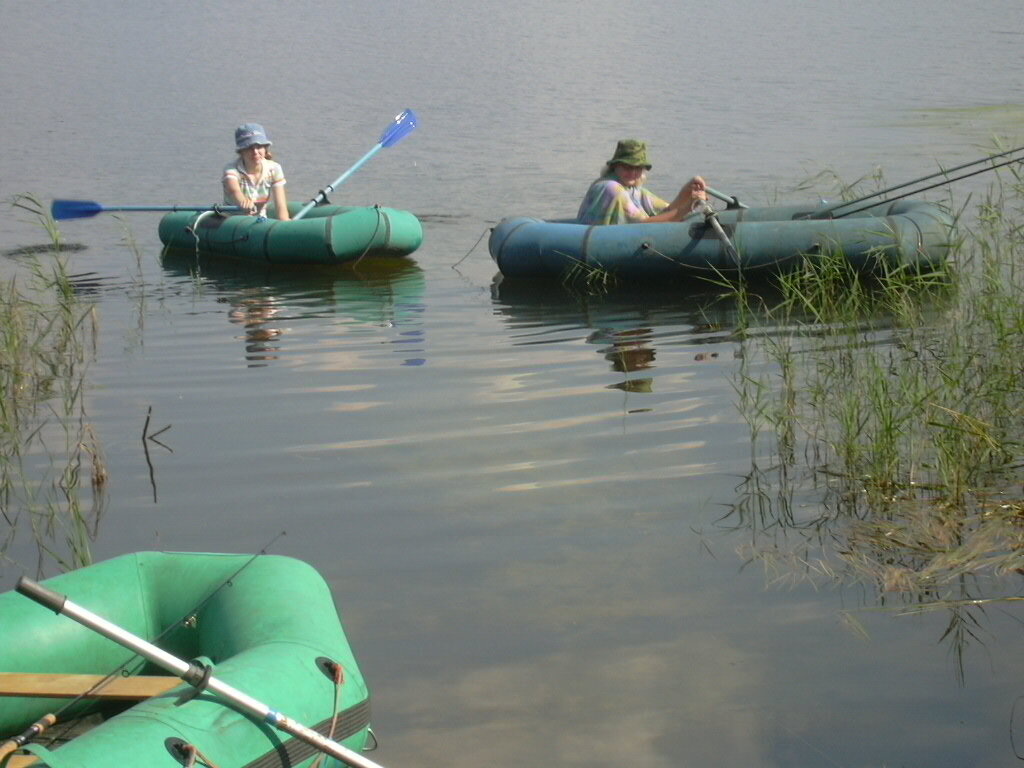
(2, 1, 1024, 766)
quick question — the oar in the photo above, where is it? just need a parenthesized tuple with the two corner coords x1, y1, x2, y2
(51, 200, 242, 221)
(696, 201, 740, 263)
(705, 186, 749, 210)
(293, 109, 418, 221)
(16, 577, 386, 768)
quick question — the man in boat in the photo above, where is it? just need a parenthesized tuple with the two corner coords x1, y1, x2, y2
(577, 139, 706, 226)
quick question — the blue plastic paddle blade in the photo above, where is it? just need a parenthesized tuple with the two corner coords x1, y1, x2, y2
(379, 109, 417, 148)
(51, 199, 104, 220)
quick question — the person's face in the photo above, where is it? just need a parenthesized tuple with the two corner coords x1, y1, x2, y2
(613, 163, 644, 187)
(239, 144, 268, 165)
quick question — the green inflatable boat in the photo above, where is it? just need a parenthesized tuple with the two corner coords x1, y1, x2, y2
(489, 199, 956, 281)
(159, 202, 423, 265)
(0, 552, 372, 768)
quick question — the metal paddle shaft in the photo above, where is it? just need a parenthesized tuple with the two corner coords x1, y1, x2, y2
(51, 200, 242, 221)
(15, 577, 386, 768)
(704, 186, 748, 209)
(293, 109, 418, 221)
(696, 201, 739, 263)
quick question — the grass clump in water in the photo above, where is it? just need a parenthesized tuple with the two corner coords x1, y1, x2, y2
(2, 194, 107, 575)
(724, 163, 1024, 619)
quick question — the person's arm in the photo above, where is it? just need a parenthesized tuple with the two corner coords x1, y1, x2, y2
(271, 182, 290, 221)
(223, 174, 257, 215)
(644, 176, 707, 222)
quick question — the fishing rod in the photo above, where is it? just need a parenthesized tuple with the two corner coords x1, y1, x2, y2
(806, 143, 1024, 219)
(829, 151, 1024, 219)
(0, 533, 287, 759)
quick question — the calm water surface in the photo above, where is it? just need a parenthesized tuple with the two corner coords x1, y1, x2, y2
(2, 2, 1024, 766)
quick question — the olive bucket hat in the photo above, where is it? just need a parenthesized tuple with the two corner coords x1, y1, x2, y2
(607, 139, 652, 170)
(235, 123, 272, 150)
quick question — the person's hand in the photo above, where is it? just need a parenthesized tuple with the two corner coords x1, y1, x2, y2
(686, 176, 707, 201)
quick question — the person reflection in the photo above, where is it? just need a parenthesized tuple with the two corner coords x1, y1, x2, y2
(588, 327, 656, 393)
(227, 292, 283, 366)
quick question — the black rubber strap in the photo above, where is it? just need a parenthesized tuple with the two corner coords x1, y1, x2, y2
(177, 660, 213, 704)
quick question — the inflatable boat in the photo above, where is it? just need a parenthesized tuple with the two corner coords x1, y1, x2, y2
(0, 552, 371, 768)
(489, 199, 956, 280)
(159, 202, 423, 265)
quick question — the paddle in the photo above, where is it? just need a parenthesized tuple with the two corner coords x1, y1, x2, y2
(696, 201, 740, 263)
(293, 109, 418, 221)
(16, 577, 387, 768)
(51, 200, 243, 221)
(705, 186, 749, 210)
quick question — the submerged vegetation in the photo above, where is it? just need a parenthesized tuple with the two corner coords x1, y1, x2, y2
(1, 194, 106, 575)
(723, 162, 1024, 655)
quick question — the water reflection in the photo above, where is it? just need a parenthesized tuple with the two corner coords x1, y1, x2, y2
(723, 454, 1021, 685)
(161, 252, 426, 367)
(588, 327, 656, 394)
(490, 276, 757, 395)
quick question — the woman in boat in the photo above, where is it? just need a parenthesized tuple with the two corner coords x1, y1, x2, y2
(577, 139, 706, 226)
(223, 123, 290, 220)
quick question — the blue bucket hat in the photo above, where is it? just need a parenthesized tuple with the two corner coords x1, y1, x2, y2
(235, 123, 272, 150)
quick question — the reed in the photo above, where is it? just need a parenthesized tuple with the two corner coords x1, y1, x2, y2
(1, 194, 106, 576)
(561, 254, 618, 294)
(725, 163, 1024, 621)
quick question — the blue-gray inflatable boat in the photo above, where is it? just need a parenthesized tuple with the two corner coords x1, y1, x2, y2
(489, 199, 956, 280)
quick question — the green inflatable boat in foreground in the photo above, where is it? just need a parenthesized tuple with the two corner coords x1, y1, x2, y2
(0, 552, 372, 768)
(159, 202, 423, 265)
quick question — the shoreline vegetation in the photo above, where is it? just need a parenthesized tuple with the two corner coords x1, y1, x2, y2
(721, 161, 1023, 667)
(2, 194, 106, 577)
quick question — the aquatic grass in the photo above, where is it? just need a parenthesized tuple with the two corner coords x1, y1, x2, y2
(561, 255, 618, 294)
(1, 194, 106, 575)
(721, 162, 1024, 630)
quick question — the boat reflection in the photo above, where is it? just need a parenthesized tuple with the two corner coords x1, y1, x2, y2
(490, 276, 759, 395)
(161, 251, 426, 367)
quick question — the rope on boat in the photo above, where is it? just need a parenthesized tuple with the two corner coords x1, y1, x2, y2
(179, 742, 222, 768)
(350, 205, 385, 269)
(642, 242, 803, 276)
(175, 659, 214, 704)
(451, 226, 490, 268)
(184, 210, 219, 261)
(172, 659, 349, 768)
(309, 660, 345, 768)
